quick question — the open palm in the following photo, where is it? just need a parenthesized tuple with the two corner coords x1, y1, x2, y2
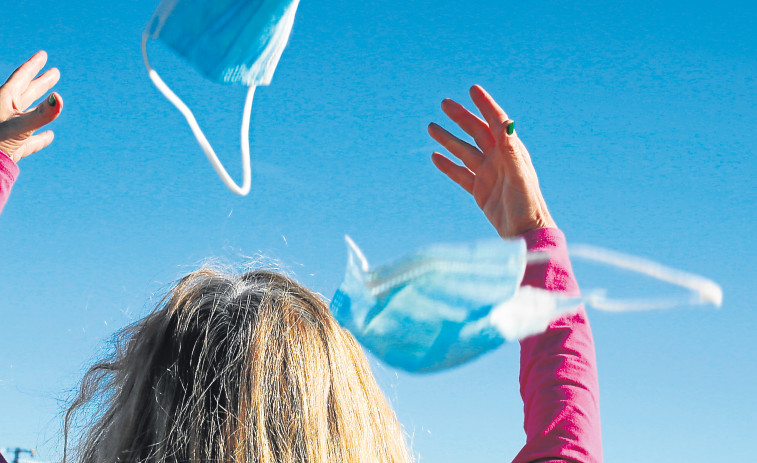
(428, 85, 555, 238)
(0, 51, 62, 162)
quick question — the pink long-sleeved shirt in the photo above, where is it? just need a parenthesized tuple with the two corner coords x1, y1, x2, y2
(0, 153, 18, 214)
(516, 228, 602, 462)
(0, 161, 602, 462)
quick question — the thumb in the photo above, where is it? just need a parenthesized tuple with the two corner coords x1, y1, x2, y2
(0, 92, 62, 137)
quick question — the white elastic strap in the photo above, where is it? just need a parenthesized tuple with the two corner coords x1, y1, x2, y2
(569, 244, 723, 310)
(141, 31, 253, 196)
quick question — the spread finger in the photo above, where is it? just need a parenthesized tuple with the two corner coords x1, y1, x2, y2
(428, 122, 484, 171)
(469, 85, 509, 130)
(2, 51, 48, 94)
(431, 152, 474, 194)
(17, 130, 55, 160)
(0, 92, 62, 136)
(18, 68, 60, 111)
(441, 98, 495, 153)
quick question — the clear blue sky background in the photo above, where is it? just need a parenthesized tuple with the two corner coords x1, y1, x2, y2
(1, 0, 755, 461)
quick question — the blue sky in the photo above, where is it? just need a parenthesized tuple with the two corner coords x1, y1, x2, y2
(1, 0, 755, 461)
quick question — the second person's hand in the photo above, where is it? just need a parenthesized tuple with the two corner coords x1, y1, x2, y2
(0, 51, 62, 163)
(429, 85, 556, 238)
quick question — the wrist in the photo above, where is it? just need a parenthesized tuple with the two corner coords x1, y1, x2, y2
(507, 217, 558, 237)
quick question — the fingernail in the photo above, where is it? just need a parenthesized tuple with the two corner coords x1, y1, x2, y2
(506, 121, 515, 136)
(48, 94, 57, 106)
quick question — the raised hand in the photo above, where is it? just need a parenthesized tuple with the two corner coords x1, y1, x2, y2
(428, 85, 556, 238)
(0, 51, 62, 162)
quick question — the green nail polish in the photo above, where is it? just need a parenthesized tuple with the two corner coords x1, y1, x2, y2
(506, 121, 514, 135)
(48, 94, 56, 106)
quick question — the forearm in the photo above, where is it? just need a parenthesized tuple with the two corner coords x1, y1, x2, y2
(0, 151, 19, 214)
(513, 228, 602, 463)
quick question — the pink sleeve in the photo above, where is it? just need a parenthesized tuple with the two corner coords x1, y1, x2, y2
(512, 228, 602, 463)
(0, 151, 19, 214)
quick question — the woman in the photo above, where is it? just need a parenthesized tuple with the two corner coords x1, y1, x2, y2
(0, 54, 601, 462)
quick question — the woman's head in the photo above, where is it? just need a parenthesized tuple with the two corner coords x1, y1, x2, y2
(65, 268, 411, 463)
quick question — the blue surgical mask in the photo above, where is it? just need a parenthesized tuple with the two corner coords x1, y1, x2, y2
(330, 236, 722, 374)
(142, 0, 301, 195)
(329, 236, 582, 373)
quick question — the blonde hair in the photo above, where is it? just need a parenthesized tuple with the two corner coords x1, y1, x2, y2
(64, 268, 411, 463)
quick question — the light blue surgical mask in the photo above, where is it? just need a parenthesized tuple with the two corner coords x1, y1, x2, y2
(329, 236, 583, 373)
(142, 0, 301, 195)
(330, 236, 722, 373)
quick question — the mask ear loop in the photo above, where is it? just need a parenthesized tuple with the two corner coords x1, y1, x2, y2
(141, 31, 253, 196)
(567, 244, 723, 311)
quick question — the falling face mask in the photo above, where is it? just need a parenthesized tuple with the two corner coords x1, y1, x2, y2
(330, 236, 722, 374)
(329, 236, 584, 373)
(142, 0, 301, 195)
